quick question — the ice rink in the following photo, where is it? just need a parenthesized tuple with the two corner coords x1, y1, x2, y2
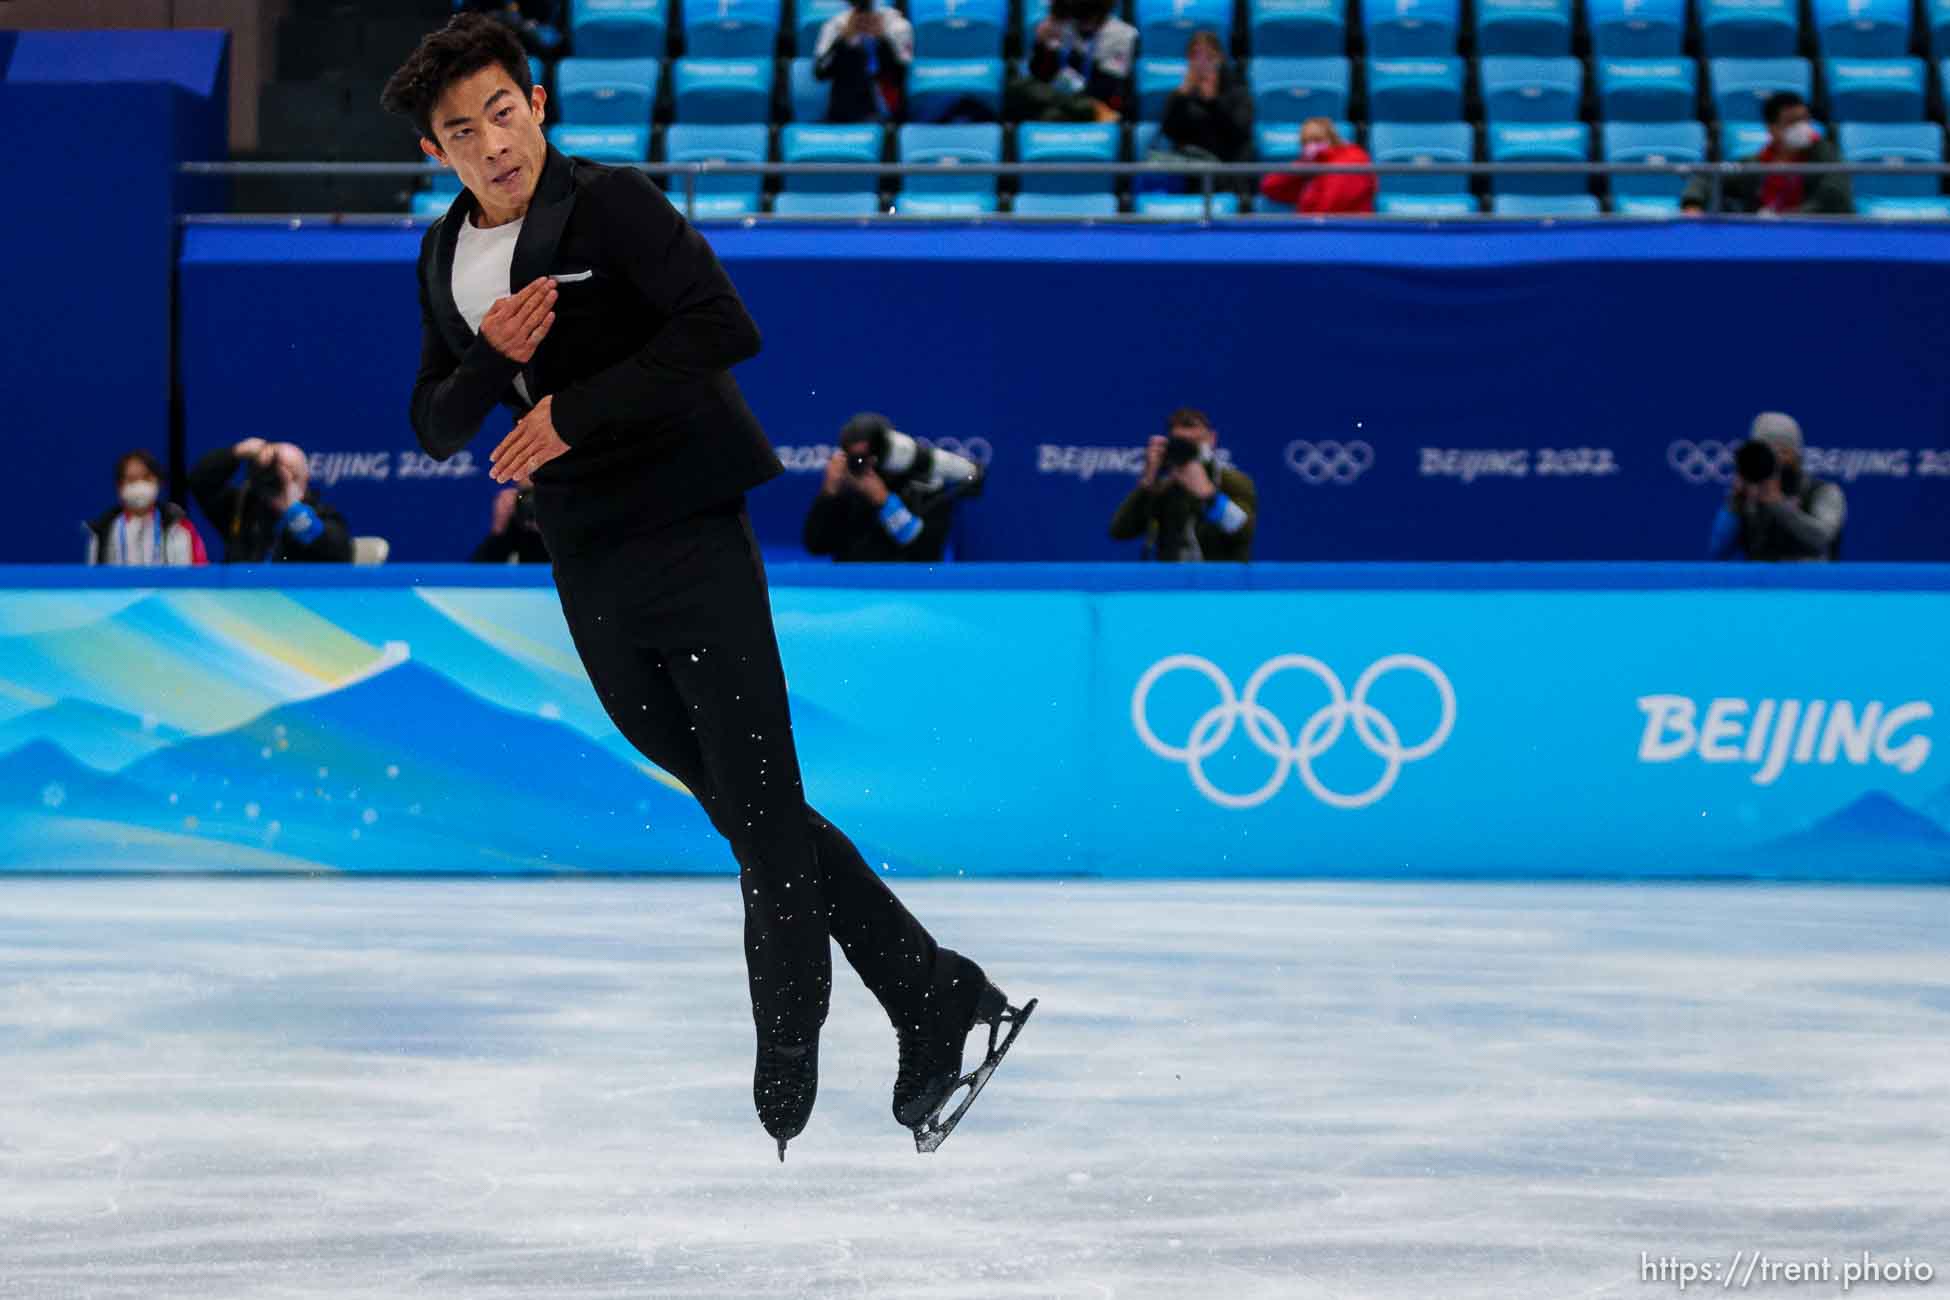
(2, 878, 1946, 1299)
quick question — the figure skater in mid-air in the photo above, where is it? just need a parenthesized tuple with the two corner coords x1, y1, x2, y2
(382, 15, 1034, 1159)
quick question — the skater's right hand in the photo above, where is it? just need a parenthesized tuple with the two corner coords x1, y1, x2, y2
(481, 277, 558, 365)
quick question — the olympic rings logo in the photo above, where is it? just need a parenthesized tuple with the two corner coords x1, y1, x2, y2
(1131, 654, 1456, 810)
(1667, 440, 1735, 485)
(932, 436, 994, 467)
(1284, 440, 1374, 485)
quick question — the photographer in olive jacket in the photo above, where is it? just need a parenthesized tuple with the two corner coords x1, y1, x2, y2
(1708, 411, 1846, 562)
(1109, 407, 1257, 562)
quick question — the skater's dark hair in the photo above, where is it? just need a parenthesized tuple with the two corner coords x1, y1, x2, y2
(380, 14, 534, 142)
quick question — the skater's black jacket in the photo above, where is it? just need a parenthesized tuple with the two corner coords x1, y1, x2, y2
(410, 145, 782, 558)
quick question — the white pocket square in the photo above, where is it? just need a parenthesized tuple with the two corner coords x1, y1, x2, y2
(553, 270, 594, 283)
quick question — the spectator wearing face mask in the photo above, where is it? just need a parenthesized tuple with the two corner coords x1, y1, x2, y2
(1682, 93, 1852, 215)
(1007, 0, 1137, 123)
(85, 449, 208, 566)
(1259, 117, 1375, 215)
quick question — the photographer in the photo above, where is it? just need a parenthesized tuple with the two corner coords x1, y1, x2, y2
(802, 412, 981, 562)
(188, 438, 353, 564)
(1708, 411, 1846, 562)
(1109, 408, 1257, 562)
(813, 0, 915, 124)
(471, 475, 550, 563)
(1007, 0, 1136, 123)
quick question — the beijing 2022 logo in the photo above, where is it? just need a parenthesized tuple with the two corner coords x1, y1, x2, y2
(1131, 654, 1456, 809)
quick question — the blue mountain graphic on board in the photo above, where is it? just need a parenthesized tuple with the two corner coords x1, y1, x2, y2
(0, 697, 187, 772)
(1750, 790, 1950, 881)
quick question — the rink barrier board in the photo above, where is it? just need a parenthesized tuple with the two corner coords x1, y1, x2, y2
(1, 563, 1946, 882)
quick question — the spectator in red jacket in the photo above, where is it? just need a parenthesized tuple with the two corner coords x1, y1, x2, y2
(1260, 118, 1375, 215)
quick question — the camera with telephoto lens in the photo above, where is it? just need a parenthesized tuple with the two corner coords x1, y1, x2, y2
(839, 412, 983, 497)
(1160, 434, 1203, 471)
(248, 460, 288, 505)
(1734, 439, 1779, 486)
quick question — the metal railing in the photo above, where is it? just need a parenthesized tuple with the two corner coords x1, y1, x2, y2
(178, 159, 1950, 224)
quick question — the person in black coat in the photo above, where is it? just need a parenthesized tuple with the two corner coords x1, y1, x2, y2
(187, 438, 353, 564)
(1156, 31, 1252, 193)
(384, 15, 1031, 1159)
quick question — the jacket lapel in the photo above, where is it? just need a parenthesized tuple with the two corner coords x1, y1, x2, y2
(509, 146, 578, 400)
(426, 190, 476, 362)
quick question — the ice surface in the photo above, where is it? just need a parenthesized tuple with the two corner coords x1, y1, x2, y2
(1, 879, 1946, 1299)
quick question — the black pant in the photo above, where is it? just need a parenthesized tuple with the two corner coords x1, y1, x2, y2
(551, 500, 944, 1043)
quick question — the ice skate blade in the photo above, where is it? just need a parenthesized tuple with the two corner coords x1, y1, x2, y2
(777, 1138, 787, 1163)
(911, 996, 1037, 1154)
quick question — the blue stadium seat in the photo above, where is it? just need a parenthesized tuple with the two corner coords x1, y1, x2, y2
(1588, 0, 1685, 55)
(1595, 57, 1699, 122)
(1018, 121, 1119, 195)
(547, 124, 653, 162)
(1248, 0, 1349, 55)
(1933, 0, 1950, 58)
(906, 58, 1005, 121)
(1364, 0, 1462, 55)
(796, 0, 849, 54)
(1137, 59, 1189, 119)
(1719, 120, 1772, 157)
(671, 58, 774, 122)
(531, 56, 547, 91)
(1249, 57, 1353, 121)
(1135, 192, 1243, 215)
(779, 122, 884, 196)
(1824, 58, 1926, 122)
(1012, 192, 1122, 215)
(1136, 0, 1235, 55)
(1474, 0, 1572, 56)
(896, 123, 1002, 212)
(910, 0, 1008, 56)
(773, 191, 882, 213)
(423, 155, 463, 195)
(1493, 193, 1603, 214)
(1480, 56, 1584, 123)
(1603, 119, 1705, 214)
(554, 57, 661, 125)
(1812, 0, 1911, 56)
(1370, 121, 1473, 207)
(1701, 0, 1799, 57)
(571, 0, 669, 58)
(1710, 58, 1813, 122)
(1840, 121, 1950, 216)
(1488, 121, 1591, 194)
(663, 122, 768, 217)
(1377, 193, 1481, 212)
(1252, 121, 1358, 160)
(788, 57, 826, 120)
(1364, 57, 1464, 122)
(411, 191, 454, 218)
(685, 0, 784, 57)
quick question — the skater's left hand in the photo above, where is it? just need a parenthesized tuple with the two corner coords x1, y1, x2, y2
(491, 397, 570, 483)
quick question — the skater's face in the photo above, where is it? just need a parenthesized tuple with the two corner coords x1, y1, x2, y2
(422, 64, 549, 226)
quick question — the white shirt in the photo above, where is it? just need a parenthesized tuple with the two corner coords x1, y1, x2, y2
(452, 213, 531, 404)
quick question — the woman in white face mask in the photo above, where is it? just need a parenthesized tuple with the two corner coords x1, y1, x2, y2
(84, 450, 208, 567)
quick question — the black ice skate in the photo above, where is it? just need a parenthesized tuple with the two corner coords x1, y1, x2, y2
(894, 974, 1037, 1154)
(754, 1036, 818, 1162)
